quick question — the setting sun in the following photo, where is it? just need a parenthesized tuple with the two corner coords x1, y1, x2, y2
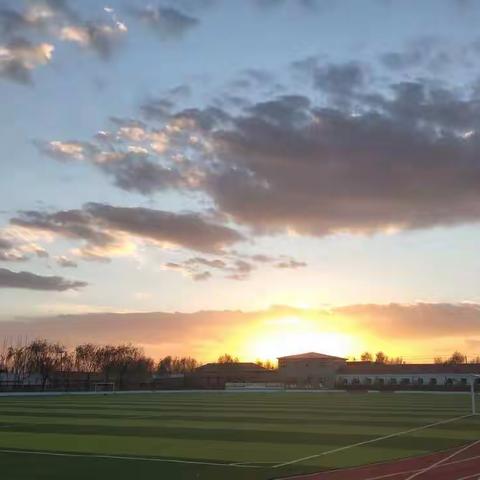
(239, 315, 357, 361)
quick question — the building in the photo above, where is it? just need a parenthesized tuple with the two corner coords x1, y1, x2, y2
(278, 352, 346, 388)
(277, 352, 480, 389)
(188, 362, 276, 389)
(337, 362, 480, 388)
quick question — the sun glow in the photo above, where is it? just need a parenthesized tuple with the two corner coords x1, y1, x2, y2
(238, 315, 357, 362)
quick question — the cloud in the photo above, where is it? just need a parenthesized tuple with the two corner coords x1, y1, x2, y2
(0, 1, 127, 71)
(37, 58, 480, 238)
(163, 252, 305, 281)
(129, 6, 198, 40)
(0, 267, 87, 291)
(337, 303, 480, 339)
(0, 303, 478, 360)
(0, 233, 49, 262)
(379, 37, 464, 73)
(0, 38, 53, 84)
(56, 256, 78, 268)
(0, 1, 76, 38)
(0, 237, 28, 262)
(59, 20, 127, 59)
(11, 202, 245, 258)
(204, 85, 480, 236)
(311, 61, 365, 92)
(275, 259, 307, 269)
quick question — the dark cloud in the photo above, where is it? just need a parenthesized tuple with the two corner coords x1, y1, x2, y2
(56, 256, 78, 268)
(186, 257, 228, 269)
(226, 260, 254, 281)
(204, 83, 480, 236)
(0, 0, 77, 38)
(0, 236, 46, 262)
(380, 37, 462, 73)
(0, 37, 54, 84)
(0, 267, 87, 291)
(140, 98, 175, 120)
(253, 0, 323, 10)
(99, 152, 185, 194)
(86, 203, 243, 253)
(275, 259, 307, 269)
(0, 237, 26, 262)
(192, 271, 211, 281)
(129, 6, 198, 40)
(164, 251, 305, 281)
(11, 202, 245, 257)
(0, 238, 13, 250)
(37, 58, 480, 238)
(314, 62, 366, 99)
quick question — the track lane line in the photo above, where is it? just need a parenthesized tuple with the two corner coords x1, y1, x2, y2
(404, 439, 480, 480)
(273, 414, 473, 469)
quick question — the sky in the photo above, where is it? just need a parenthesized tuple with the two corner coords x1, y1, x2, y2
(1, 0, 480, 362)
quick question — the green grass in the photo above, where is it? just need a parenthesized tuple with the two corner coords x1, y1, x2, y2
(0, 392, 479, 479)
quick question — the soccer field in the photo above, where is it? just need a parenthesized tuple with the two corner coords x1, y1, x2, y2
(0, 392, 478, 480)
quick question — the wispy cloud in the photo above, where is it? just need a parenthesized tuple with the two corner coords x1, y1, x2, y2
(0, 267, 87, 291)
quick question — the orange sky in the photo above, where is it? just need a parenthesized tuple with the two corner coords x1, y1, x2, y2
(1, 303, 479, 363)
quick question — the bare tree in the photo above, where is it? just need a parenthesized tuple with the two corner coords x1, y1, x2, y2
(24, 340, 68, 390)
(75, 344, 100, 389)
(255, 359, 276, 370)
(445, 351, 467, 364)
(375, 351, 388, 364)
(361, 352, 373, 362)
(217, 353, 239, 364)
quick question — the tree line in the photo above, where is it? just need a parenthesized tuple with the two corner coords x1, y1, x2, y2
(359, 350, 480, 365)
(0, 339, 201, 390)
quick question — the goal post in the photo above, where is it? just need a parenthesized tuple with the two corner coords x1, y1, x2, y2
(93, 382, 115, 393)
(471, 375, 480, 415)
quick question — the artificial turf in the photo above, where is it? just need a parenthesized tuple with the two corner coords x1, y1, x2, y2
(0, 391, 478, 480)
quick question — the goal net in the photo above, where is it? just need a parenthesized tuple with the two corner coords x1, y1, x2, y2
(93, 382, 115, 393)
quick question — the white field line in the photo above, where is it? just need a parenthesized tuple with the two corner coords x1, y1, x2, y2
(273, 414, 474, 469)
(403, 439, 480, 480)
(278, 453, 480, 480)
(455, 473, 480, 480)
(366, 453, 480, 480)
(0, 449, 260, 468)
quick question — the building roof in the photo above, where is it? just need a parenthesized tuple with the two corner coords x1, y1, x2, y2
(277, 352, 346, 361)
(339, 362, 480, 375)
(195, 362, 268, 373)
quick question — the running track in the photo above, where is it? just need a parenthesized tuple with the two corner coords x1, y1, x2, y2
(283, 441, 480, 480)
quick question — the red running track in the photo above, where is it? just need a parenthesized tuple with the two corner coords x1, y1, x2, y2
(282, 441, 480, 480)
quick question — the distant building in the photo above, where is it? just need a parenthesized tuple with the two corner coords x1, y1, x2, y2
(277, 352, 480, 389)
(278, 352, 346, 388)
(337, 361, 480, 387)
(189, 362, 276, 389)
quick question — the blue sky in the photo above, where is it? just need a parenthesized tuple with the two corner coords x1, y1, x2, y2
(1, 0, 480, 360)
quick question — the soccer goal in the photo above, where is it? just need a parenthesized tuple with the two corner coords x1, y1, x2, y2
(93, 382, 115, 393)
